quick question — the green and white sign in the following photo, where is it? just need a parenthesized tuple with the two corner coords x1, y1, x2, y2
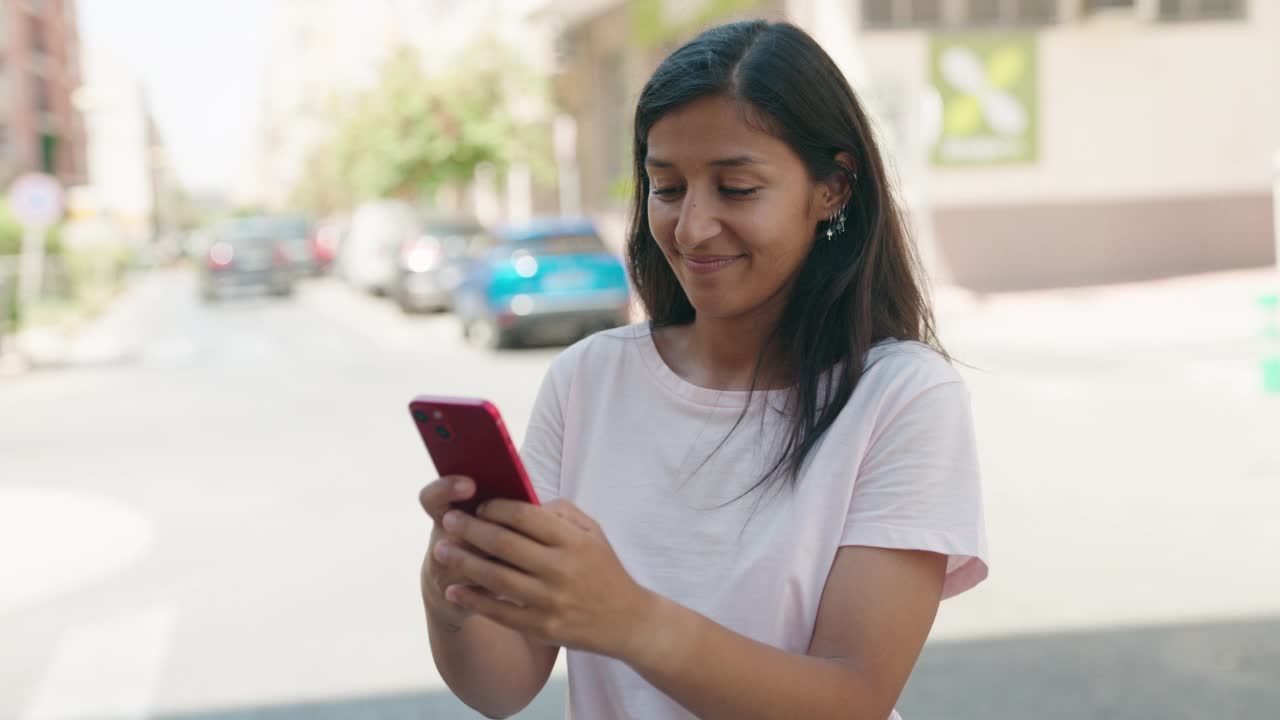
(930, 34, 1038, 166)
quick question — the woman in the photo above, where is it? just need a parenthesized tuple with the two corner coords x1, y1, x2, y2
(418, 20, 988, 720)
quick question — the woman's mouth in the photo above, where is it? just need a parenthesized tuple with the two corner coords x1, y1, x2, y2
(681, 254, 745, 275)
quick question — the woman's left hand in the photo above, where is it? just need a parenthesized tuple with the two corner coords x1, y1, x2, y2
(432, 498, 659, 661)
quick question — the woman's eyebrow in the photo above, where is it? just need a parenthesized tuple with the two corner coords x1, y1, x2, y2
(645, 154, 769, 168)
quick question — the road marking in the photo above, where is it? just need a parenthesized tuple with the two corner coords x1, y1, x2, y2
(0, 490, 152, 617)
(19, 604, 177, 720)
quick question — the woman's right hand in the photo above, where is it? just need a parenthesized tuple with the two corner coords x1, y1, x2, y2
(419, 475, 479, 630)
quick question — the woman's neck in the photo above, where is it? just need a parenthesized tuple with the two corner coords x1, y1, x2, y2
(657, 300, 790, 392)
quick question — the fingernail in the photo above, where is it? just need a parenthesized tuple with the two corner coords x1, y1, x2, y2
(453, 478, 472, 493)
(433, 541, 450, 561)
(442, 511, 460, 530)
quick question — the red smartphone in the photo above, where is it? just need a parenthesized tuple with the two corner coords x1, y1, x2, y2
(408, 395, 540, 514)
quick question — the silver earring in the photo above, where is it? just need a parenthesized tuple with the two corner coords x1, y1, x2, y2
(826, 205, 847, 239)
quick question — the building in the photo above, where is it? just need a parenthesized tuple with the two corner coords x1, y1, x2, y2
(537, 0, 1279, 290)
(69, 43, 161, 244)
(0, 0, 87, 190)
(249, 0, 556, 222)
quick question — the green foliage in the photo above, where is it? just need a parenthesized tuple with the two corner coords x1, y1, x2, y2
(609, 175, 635, 202)
(63, 242, 128, 300)
(295, 39, 555, 215)
(0, 201, 21, 256)
(3, 278, 17, 332)
(628, 0, 766, 49)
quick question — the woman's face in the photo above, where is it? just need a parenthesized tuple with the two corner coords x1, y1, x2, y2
(645, 95, 840, 322)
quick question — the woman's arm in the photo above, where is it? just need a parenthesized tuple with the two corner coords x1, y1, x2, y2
(626, 545, 945, 720)
(437, 500, 946, 720)
(425, 591, 560, 719)
(419, 479, 559, 719)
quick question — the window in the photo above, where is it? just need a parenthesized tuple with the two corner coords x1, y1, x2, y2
(1084, 0, 1136, 11)
(908, 0, 942, 26)
(862, 0, 894, 28)
(26, 14, 44, 55)
(33, 74, 50, 112)
(1017, 0, 1058, 23)
(862, 0, 942, 29)
(1159, 0, 1245, 20)
(963, 0, 1057, 26)
(970, 0, 1001, 24)
(519, 233, 606, 256)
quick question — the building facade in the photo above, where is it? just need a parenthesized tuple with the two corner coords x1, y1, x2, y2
(68, 44, 159, 243)
(0, 0, 87, 190)
(539, 0, 1279, 289)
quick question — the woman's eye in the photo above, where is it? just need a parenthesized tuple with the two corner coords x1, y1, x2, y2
(651, 186, 683, 197)
(721, 186, 760, 198)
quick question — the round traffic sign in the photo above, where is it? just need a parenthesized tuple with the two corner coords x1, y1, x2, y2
(7, 173, 64, 228)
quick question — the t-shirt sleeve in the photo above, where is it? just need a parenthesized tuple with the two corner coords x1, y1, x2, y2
(840, 379, 989, 600)
(520, 361, 567, 504)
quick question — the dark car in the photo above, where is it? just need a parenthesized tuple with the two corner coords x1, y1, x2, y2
(392, 219, 497, 313)
(200, 217, 298, 302)
(453, 218, 631, 349)
(263, 214, 315, 278)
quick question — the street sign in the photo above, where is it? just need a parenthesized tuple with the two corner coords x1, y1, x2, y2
(7, 173, 64, 229)
(7, 173, 64, 315)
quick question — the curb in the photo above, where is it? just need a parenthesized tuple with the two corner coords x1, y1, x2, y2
(0, 273, 139, 378)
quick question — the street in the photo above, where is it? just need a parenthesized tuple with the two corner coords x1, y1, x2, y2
(2, 267, 1278, 719)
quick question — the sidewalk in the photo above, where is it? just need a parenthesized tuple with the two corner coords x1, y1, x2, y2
(934, 266, 1280, 351)
(0, 269, 152, 378)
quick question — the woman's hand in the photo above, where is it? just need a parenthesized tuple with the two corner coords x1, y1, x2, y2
(418, 476, 484, 631)
(431, 498, 660, 660)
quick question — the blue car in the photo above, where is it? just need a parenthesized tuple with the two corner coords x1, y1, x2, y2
(453, 219, 632, 349)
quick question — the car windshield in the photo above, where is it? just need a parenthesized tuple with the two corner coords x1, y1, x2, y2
(425, 224, 495, 257)
(516, 233, 606, 255)
(269, 218, 310, 240)
(219, 219, 275, 248)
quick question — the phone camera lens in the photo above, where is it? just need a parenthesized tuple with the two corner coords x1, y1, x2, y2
(412, 409, 430, 423)
(434, 425, 453, 441)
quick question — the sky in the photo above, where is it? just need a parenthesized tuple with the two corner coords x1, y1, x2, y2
(76, 0, 273, 196)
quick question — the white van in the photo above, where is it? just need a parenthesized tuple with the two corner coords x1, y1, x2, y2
(338, 200, 418, 295)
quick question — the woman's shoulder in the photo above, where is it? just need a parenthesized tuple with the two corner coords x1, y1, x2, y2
(544, 322, 649, 381)
(859, 338, 964, 398)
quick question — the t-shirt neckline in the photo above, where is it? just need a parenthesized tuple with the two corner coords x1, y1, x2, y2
(633, 323, 792, 409)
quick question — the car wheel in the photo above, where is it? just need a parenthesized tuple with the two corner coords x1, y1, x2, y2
(466, 316, 516, 350)
(397, 292, 423, 314)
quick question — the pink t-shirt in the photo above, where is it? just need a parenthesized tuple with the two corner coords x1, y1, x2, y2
(520, 323, 989, 720)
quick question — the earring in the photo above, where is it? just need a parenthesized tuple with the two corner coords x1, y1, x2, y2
(826, 205, 847, 239)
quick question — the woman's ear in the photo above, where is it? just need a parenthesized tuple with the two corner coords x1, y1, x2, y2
(817, 151, 857, 217)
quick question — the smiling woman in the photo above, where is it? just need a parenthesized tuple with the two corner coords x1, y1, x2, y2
(418, 20, 988, 720)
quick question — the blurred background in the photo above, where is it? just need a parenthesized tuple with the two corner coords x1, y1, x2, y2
(1, 0, 1278, 718)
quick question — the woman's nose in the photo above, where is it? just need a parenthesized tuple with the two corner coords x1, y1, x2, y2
(674, 191, 721, 250)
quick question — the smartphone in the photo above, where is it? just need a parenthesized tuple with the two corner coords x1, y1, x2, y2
(408, 395, 540, 514)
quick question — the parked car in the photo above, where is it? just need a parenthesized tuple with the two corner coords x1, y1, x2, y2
(338, 200, 418, 296)
(392, 218, 497, 313)
(199, 217, 297, 301)
(453, 218, 631, 349)
(264, 214, 314, 278)
(310, 215, 347, 275)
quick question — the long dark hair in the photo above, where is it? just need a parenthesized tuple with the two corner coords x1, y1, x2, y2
(627, 20, 948, 499)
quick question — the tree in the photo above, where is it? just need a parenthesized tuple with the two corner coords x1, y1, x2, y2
(294, 39, 553, 215)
